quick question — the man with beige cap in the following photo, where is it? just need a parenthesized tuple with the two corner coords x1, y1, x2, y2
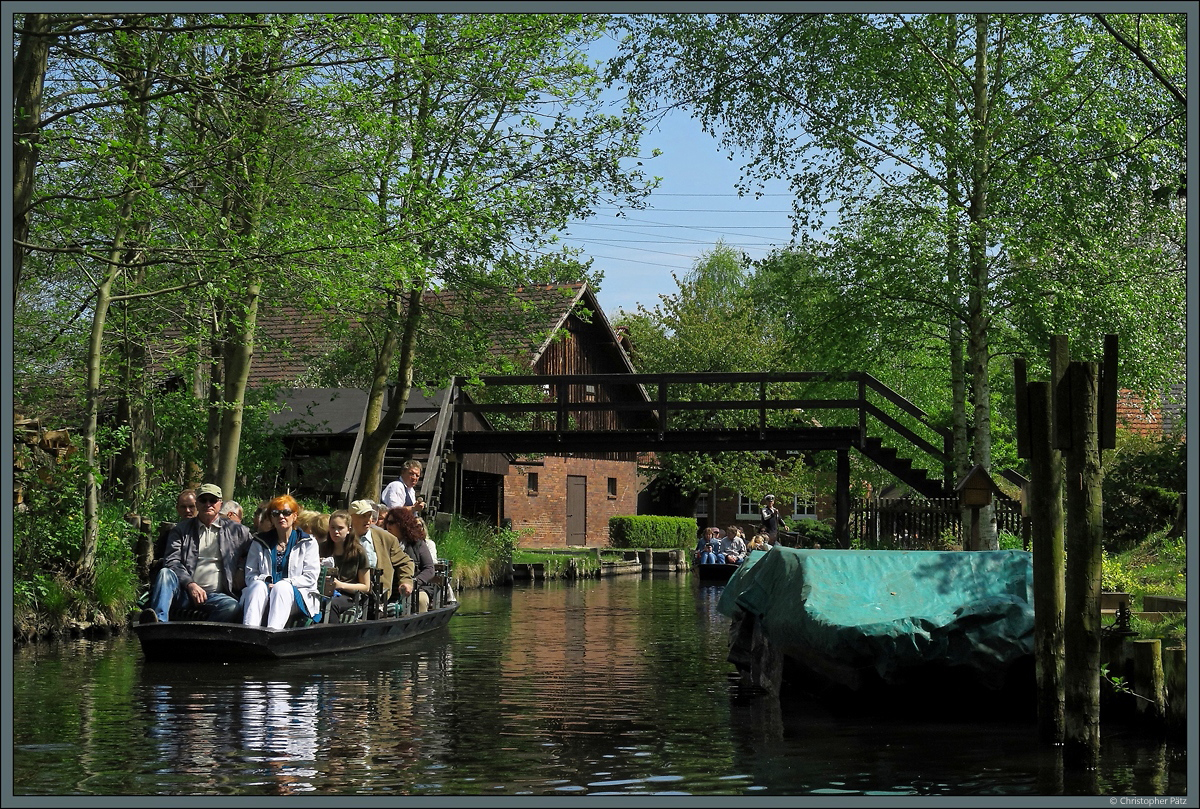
(349, 499, 415, 605)
(140, 483, 252, 624)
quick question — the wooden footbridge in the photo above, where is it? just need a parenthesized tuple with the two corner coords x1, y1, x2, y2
(390, 371, 960, 547)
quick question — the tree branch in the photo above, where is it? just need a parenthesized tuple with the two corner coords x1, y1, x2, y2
(1093, 14, 1186, 108)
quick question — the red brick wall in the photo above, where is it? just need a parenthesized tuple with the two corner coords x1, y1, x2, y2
(1116, 389, 1165, 437)
(503, 456, 639, 547)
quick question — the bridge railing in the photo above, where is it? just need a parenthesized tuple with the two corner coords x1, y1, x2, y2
(397, 372, 951, 475)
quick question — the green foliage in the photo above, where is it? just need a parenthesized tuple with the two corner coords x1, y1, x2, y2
(1102, 432, 1186, 552)
(1103, 529, 1187, 606)
(428, 516, 519, 589)
(1101, 550, 1140, 596)
(784, 518, 834, 548)
(997, 531, 1024, 551)
(14, 433, 142, 627)
(511, 550, 601, 577)
(611, 12, 1185, 529)
(608, 515, 698, 549)
(1128, 613, 1186, 645)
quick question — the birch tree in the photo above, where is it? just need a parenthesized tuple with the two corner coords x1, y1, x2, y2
(613, 12, 1186, 547)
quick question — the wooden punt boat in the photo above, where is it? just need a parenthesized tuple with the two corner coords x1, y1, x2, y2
(134, 602, 458, 662)
(720, 548, 1036, 713)
(694, 561, 740, 583)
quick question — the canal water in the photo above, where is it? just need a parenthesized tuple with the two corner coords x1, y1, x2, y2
(9, 572, 1190, 798)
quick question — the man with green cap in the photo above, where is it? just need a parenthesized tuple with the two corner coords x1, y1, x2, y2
(140, 482, 252, 624)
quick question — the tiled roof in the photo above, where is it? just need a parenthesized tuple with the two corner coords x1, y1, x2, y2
(418, 282, 589, 369)
(148, 282, 601, 388)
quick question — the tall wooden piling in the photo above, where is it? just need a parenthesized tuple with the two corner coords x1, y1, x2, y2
(1062, 361, 1103, 767)
(1027, 381, 1065, 743)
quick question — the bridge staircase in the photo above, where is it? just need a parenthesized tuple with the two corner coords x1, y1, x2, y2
(379, 387, 458, 515)
(857, 436, 951, 499)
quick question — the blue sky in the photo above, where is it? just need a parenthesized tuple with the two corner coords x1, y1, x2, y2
(559, 111, 799, 321)
(554, 34, 800, 321)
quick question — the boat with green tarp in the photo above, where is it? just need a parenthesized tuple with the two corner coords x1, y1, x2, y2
(719, 547, 1036, 713)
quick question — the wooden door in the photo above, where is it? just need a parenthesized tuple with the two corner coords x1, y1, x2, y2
(566, 474, 587, 545)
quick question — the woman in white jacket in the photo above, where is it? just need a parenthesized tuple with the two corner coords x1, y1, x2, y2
(241, 493, 321, 629)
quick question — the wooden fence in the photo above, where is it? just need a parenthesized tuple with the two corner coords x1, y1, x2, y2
(851, 497, 1026, 550)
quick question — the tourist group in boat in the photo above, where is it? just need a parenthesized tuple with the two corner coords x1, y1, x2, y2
(693, 494, 784, 569)
(139, 459, 451, 629)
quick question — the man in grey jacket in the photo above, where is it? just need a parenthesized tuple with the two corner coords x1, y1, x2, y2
(140, 483, 252, 624)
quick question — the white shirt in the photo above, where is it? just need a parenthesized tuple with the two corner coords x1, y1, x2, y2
(381, 479, 416, 509)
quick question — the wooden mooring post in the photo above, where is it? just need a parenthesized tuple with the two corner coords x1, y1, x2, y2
(1061, 359, 1104, 768)
(1015, 335, 1116, 766)
(1015, 369, 1065, 744)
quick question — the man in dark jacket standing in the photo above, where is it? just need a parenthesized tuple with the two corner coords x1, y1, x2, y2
(140, 483, 252, 624)
(759, 494, 784, 544)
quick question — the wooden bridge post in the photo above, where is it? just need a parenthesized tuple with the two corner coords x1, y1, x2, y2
(836, 449, 850, 549)
(1062, 361, 1103, 768)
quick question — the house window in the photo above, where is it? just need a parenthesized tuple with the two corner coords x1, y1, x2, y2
(607, 477, 617, 497)
(792, 494, 817, 520)
(585, 384, 597, 401)
(527, 472, 539, 494)
(694, 493, 709, 518)
(736, 492, 758, 519)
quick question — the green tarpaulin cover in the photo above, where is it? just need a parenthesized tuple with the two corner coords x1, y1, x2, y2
(717, 547, 1035, 686)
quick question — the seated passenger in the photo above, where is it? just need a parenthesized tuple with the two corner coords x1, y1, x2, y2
(696, 527, 723, 565)
(319, 509, 370, 623)
(241, 494, 321, 629)
(140, 483, 250, 624)
(348, 500, 415, 608)
(252, 502, 273, 535)
(382, 506, 436, 613)
(725, 526, 748, 564)
(748, 533, 773, 553)
(415, 515, 456, 604)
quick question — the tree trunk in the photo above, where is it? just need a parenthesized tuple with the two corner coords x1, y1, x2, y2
(1028, 381, 1065, 744)
(354, 289, 423, 501)
(79, 37, 153, 582)
(966, 13, 997, 549)
(944, 15, 970, 494)
(1063, 362, 1103, 768)
(13, 13, 52, 307)
(213, 29, 273, 501)
(217, 286, 261, 501)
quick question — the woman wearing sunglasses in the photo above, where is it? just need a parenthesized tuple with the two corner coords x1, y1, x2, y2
(241, 494, 321, 629)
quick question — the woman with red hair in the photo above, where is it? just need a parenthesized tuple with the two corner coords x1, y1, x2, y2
(241, 494, 321, 628)
(381, 506, 436, 613)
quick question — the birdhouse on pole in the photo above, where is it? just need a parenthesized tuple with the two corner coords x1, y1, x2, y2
(955, 465, 1003, 550)
(955, 465, 1002, 508)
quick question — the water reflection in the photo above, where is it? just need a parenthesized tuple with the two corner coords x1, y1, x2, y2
(10, 574, 1190, 797)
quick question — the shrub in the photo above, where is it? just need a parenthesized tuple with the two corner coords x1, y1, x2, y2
(1102, 550, 1140, 596)
(1102, 432, 1185, 552)
(997, 531, 1024, 551)
(609, 515, 698, 549)
(786, 518, 834, 547)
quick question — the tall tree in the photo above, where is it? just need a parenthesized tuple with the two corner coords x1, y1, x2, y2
(613, 12, 1186, 547)
(325, 14, 655, 500)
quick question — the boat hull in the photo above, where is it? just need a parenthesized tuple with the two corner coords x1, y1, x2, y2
(133, 603, 458, 662)
(695, 562, 739, 583)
